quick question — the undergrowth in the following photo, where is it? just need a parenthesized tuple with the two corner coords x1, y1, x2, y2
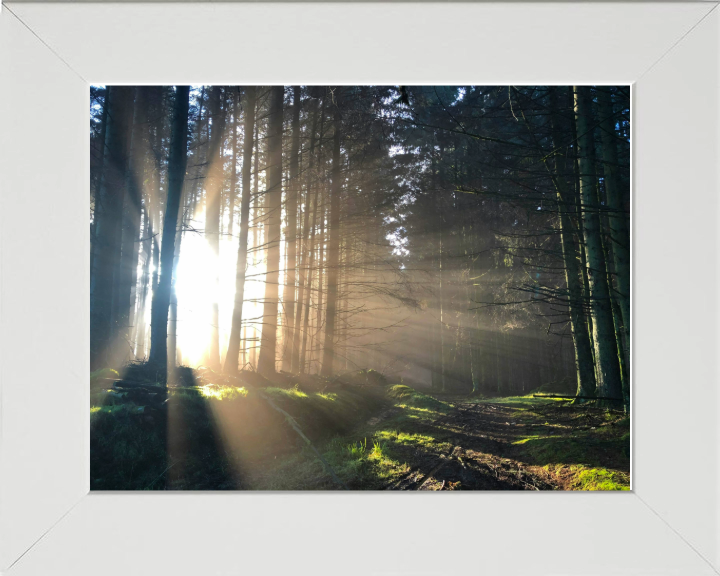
(91, 365, 630, 491)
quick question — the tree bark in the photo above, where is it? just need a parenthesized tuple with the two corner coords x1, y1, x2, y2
(573, 86, 623, 401)
(597, 87, 630, 405)
(549, 87, 597, 398)
(148, 86, 190, 375)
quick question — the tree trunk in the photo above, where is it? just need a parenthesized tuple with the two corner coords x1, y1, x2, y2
(116, 87, 149, 364)
(225, 87, 257, 375)
(90, 86, 135, 369)
(257, 86, 284, 376)
(282, 86, 302, 371)
(313, 198, 326, 374)
(204, 87, 228, 370)
(292, 96, 321, 372)
(148, 86, 190, 375)
(573, 86, 623, 401)
(549, 87, 597, 398)
(597, 87, 630, 406)
(251, 122, 260, 369)
(320, 101, 343, 377)
(227, 89, 240, 239)
(134, 210, 152, 360)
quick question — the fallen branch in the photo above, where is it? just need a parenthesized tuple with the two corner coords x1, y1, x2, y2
(257, 391, 349, 490)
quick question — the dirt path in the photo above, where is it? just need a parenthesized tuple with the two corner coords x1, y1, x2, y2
(371, 397, 629, 491)
(380, 401, 551, 490)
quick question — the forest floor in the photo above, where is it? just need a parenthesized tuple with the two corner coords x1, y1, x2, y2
(90, 365, 630, 491)
(264, 388, 630, 491)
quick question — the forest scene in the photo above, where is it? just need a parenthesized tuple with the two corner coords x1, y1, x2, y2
(90, 85, 630, 491)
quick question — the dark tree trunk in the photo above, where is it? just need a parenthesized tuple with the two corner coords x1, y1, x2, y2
(549, 87, 597, 398)
(574, 86, 623, 401)
(148, 86, 190, 376)
(282, 86, 302, 372)
(597, 87, 630, 406)
(115, 86, 148, 365)
(227, 89, 240, 239)
(91, 86, 135, 370)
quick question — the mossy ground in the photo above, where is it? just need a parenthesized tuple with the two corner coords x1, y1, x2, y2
(91, 367, 630, 491)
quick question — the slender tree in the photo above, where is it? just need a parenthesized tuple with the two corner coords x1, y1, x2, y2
(204, 87, 228, 370)
(148, 86, 191, 375)
(282, 86, 302, 372)
(225, 86, 257, 375)
(548, 87, 597, 398)
(574, 86, 622, 401)
(257, 86, 284, 376)
(90, 86, 135, 369)
(320, 98, 343, 377)
(597, 87, 630, 402)
(292, 95, 321, 372)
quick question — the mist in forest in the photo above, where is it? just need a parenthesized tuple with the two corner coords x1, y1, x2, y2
(90, 86, 630, 491)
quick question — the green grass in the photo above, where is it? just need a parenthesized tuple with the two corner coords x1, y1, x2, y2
(91, 373, 389, 490)
(572, 467, 630, 491)
(92, 367, 630, 491)
(387, 384, 453, 412)
(478, 395, 566, 407)
(249, 384, 453, 489)
(200, 385, 248, 400)
(509, 409, 630, 490)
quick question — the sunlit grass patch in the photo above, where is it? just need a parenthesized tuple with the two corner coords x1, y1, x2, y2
(542, 464, 630, 490)
(346, 437, 368, 458)
(254, 432, 409, 490)
(387, 384, 452, 412)
(513, 435, 541, 445)
(369, 440, 388, 460)
(375, 428, 441, 452)
(90, 404, 131, 417)
(200, 385, 249, 400)
(265, 386, 308, 399)
(572, 467, 629, 491)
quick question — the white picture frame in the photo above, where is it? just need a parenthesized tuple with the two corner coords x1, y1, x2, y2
(0, 2, 718, 574)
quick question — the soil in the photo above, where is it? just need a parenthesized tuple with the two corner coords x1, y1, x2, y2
(372, 398, 629, 491)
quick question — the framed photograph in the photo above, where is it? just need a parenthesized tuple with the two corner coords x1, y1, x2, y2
(1, 2, 718, 575)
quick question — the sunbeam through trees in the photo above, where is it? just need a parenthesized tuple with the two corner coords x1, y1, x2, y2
(90, 85, 630, 491)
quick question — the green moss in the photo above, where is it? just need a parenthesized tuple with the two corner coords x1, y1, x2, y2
(572, 468, 630, 491)
(387, 384, 451, 412)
